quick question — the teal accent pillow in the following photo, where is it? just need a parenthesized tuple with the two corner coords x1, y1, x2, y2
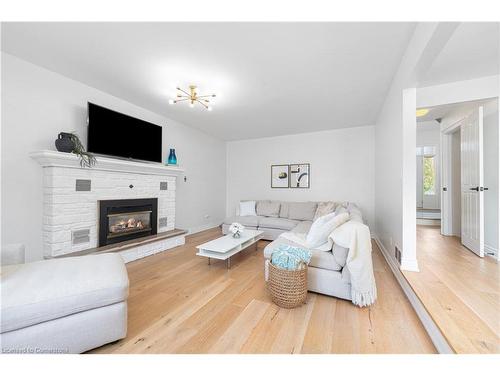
(271, 245, 311, 271)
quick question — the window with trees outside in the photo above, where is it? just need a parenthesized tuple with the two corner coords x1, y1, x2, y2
(423, 156, 436, 195)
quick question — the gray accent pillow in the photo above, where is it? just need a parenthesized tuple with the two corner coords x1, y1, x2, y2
(335, 205, 349, 216)
(346, 202, 363, 223)
(256, 200, 281, 217)
(288, 202, 318, 221)
(313, 201, 338, 220)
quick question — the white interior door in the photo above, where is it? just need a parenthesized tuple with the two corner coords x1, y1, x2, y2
(460, 107, 484, 257)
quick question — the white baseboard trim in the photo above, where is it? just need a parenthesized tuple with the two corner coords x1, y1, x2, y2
(187, 222, 222, 235)
(373, 234, 454, 354)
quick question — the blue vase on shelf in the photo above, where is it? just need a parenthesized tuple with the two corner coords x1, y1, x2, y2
(167, 148, 177, 165)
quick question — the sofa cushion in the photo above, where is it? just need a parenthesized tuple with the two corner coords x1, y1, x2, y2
(332, 243, 349, 268)
(309, 249, 343, 271)
(346, 202, 363, 223)
(0, 253, 129, 333)
(224, 215, 260, 227)
(335, 205, 349, 216)
(263, 238, 342, 271)
(279, 202, 290, 218)
(291, 221, 313, 235)
(256, 200, 281, 217)
(259, 217, 300, 231)
(313, 201, 338, 220)
(288, 202, 318, 221)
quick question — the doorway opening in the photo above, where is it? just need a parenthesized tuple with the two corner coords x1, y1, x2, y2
(416, 143, 440, 226)
(406, 97, 500, 354)
(416, 98, 498, 259)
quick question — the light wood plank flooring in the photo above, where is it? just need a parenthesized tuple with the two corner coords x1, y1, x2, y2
(90, 227, 436, 354)
(403, 226, 500, 354)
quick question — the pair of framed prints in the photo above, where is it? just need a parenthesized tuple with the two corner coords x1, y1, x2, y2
(271, 163, 310, 189)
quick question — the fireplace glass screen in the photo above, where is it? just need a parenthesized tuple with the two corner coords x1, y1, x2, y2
(99, 198, 158, 247)
(108, 210, 152, 239)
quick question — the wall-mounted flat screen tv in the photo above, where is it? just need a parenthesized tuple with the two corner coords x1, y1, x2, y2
(87, 102, 162, 163)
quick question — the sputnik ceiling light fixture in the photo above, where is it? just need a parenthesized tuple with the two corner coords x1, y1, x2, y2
(168, 85, 216, 111)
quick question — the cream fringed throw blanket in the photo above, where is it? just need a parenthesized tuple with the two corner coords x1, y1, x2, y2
(280, 220, 377, 307)
(328, 220, 377, 307)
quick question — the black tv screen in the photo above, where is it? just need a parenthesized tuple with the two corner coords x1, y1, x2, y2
(87, 103, 162, 163)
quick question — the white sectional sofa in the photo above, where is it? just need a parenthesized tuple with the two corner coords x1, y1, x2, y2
(223, 200, 364, 300)
(223, 201, 321, 240)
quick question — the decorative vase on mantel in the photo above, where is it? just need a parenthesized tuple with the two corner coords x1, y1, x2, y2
(55, 132, 75, 153)
(167, 148, 177, 165)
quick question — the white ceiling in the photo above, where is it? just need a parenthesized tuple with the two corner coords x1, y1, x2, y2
(418, 22, 500, 87)
(1, 22, 416, 140)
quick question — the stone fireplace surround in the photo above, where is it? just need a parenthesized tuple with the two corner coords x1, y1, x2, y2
(31, 150, 186, 262)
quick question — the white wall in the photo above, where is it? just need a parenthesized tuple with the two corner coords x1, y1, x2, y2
(1, 53, 226, 261)
(226, 126, 375, 227)
(374, 24, 441, 271)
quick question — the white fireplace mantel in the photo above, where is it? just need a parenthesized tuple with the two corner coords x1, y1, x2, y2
(30, 150, 185, 176)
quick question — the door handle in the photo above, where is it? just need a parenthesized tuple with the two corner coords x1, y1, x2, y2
(469, 187, 479, 191)
(480, 187, 489, 191)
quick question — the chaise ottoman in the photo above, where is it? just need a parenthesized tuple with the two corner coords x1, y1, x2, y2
(0, 253, 129, 354)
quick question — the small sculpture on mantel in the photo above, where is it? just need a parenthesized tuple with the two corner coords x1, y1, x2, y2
(55, 132, 96, 168)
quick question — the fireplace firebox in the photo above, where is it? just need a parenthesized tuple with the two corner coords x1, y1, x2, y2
(99, 198, 158, 246)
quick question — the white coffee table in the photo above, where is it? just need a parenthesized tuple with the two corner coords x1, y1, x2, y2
(196, 230, 264, 268)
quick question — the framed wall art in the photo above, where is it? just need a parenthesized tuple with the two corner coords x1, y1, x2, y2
(289, 163, 310, 188)
(271, 164, 290, 188)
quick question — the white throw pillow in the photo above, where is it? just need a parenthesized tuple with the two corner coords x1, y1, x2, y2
(306, 212, 350, 249)
(239, 201, 257, 216)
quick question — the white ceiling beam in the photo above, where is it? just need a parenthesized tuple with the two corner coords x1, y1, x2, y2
(417, 75, 499, 108)
(414, 22, 460, 82)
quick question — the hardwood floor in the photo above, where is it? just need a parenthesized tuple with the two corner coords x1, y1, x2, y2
(403, 226, 500, 354)
(90, 227, 436, 354)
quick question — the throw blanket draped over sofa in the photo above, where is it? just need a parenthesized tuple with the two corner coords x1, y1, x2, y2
(329, 221, 376, 306)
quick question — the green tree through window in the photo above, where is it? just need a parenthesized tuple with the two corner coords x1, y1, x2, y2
(423, 156, 435, 195)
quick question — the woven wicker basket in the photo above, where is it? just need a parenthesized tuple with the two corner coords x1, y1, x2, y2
(267, 260, 308, 309)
